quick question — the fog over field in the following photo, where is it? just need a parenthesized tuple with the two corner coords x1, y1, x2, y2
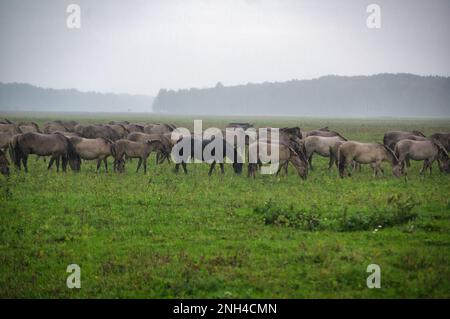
(0, 0, 449, 116)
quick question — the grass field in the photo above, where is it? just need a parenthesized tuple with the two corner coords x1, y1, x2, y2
(1, 113, 449, 298)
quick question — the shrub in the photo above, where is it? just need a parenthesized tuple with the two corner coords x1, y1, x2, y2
(254, 201, 321, 231)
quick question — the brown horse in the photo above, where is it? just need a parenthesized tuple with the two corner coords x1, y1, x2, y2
(247, 141, 308, 179)
(18, 122, 41, 133)
(112, 139, 166, 173)
(394, 139, 449, 175)
(68, 136, 114, 172)
(304, 135, 347, 170)
(10, 132, 80, 172)
(339, 142, 401, 178)
(127, 132, 172, 163)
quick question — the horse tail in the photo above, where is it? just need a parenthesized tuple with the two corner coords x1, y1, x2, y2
(110, 143, 116, 158)
(10, 136, 22, 168)
(63, 134, 79, 162)
(338, 147, 346, 178)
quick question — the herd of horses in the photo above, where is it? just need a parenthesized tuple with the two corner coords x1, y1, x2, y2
(0, 119, 449, 179)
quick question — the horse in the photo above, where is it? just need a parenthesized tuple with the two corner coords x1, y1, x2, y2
(171, 135, 243, 175)
(127, 132, 172, 164)
(338, 142, 402, 178)
(394, 139, 449, 175)
(303, 135, 347, 170)
(112, 139, 167, 173)
(247, 141, 308, 179)
(68, 136, 114, 172)
(10, 132, 80, 172)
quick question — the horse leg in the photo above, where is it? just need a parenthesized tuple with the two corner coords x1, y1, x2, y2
(181, 161, 187, 174)
(420, 160, 428, 175)
(96, 159, 102, 172)
(370, 163, 377, 177)
(275, 161, 283, 176)
(379, 162, 384, 176)
(56, 157, 60, 172)
(104, 158, 108, 172)
(48, 157, 55, 170)
(143, 157, 147, 174)
(23, 155, 29, 173)
(208, 161, 216, 176)
(277, 160, 288, 176)
(136, 158, 142, 173)
(308, 154, 314, 170)
(62, 156, 68, 172)
(428, 159, 434, 176)
(174, 163, 180, 173)
(220, 163, 225, 174)
(328, 155, 334, 170)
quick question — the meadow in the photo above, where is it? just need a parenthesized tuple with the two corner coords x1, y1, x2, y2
(0, 113, 449, 298)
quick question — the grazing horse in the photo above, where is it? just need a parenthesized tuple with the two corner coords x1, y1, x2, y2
(124, 123, 145, 133)
(430, 133, 450, 151)
(304, 135, 347, 170)
(0, 149, 10, 176)
(127, 132, 172, 164)
(68, 137, 114, 172)
(112, 139, 167, 173)
(172, 136, 243, 175)
(339, 142, 402, 178)
(144, 123, 175, 135)
(383, 131, 426, 150)
(105, 124, 129, 139)
(10, 132, 79, 172)
(394, 139, 449, 175)
(18, 122, 40, 134)
(302, 127, 345, 139)
(247, 141, 308, 179)
(75, 124, 121, 141)
(0, 122, 21, 135)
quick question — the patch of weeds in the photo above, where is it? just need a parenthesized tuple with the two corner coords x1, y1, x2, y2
(254, 200, 321, 231)
(338, 194, 419, 232)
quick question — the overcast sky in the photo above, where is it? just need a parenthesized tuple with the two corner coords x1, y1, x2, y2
(0, 0, 449, 96)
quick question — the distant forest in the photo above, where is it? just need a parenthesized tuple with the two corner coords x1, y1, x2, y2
(0, 83, 154, 113)
(152, 74, 450, 117)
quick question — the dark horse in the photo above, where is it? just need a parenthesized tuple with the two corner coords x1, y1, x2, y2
(172, 135, 243, 175)
(10, 132, 80, 172)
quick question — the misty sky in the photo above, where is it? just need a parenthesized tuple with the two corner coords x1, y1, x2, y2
(0, 0, 449, 96)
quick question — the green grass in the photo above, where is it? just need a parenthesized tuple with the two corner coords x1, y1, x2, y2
(0, 113, 449, 298)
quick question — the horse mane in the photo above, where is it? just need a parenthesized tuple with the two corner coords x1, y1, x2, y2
(101, 137, 114, 145)
(412, 130, 426, 137)
(333, 131, 347, 141)
(116, 123, 129, 134)
(162, 123, 174, 132)
(381, 144, 399, 164)
(431, 139, 449, 159)
(282, 142, 308, 164)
